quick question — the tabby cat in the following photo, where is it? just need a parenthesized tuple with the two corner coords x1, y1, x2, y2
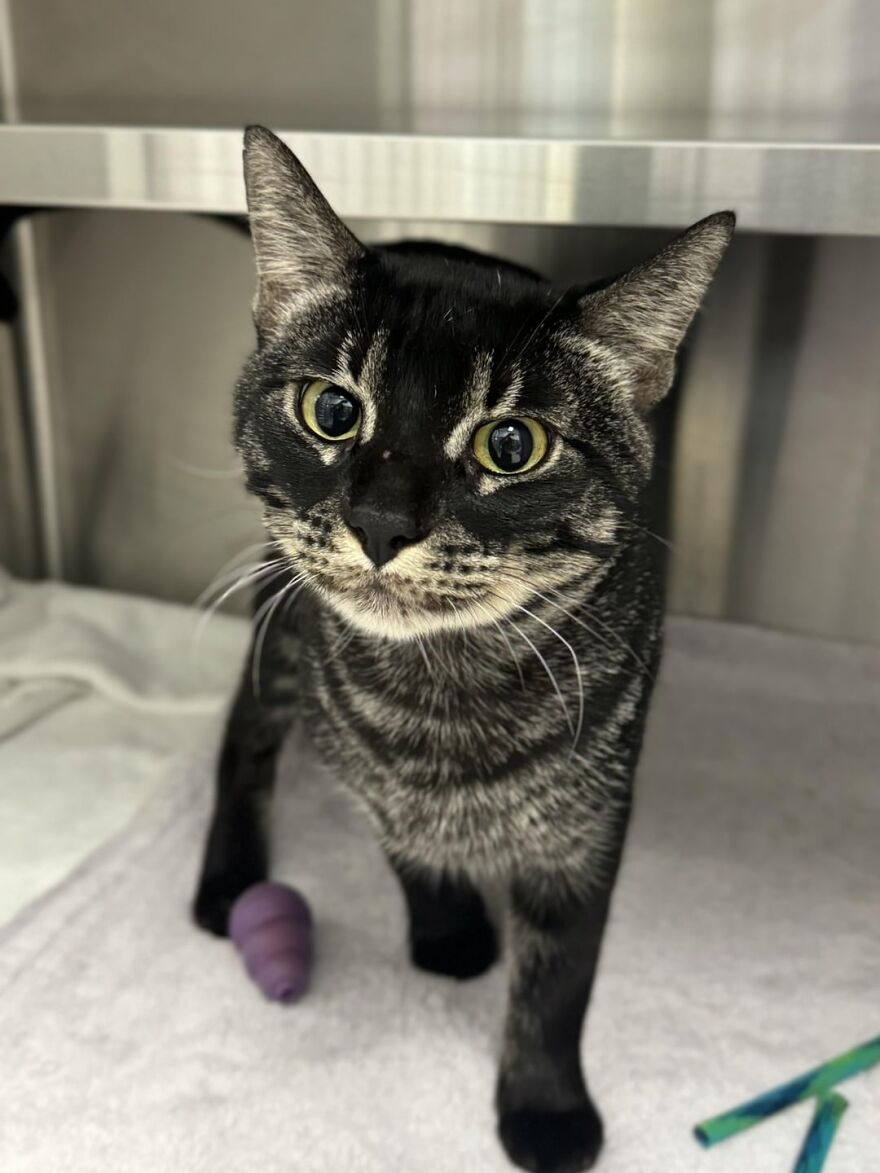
(194, 126, 734, 1172)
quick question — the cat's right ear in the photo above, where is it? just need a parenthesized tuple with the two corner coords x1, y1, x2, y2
(574, 211, 735, 411)
(242, 126, 365, 340)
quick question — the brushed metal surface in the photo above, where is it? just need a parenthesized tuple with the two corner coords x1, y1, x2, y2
(8, 0, 879, 141)
(0, 125, 878, 236)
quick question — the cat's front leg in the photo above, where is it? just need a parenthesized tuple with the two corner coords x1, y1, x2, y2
(388, 859, 499, 980)
(496, 839, 626, 1173)
(192, 622, 300, 937)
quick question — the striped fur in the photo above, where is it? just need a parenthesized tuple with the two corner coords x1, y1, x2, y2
(194, 128, 734, 1173)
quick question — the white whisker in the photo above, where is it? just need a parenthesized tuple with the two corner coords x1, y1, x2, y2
(197, 560, 284, 619)
(508, 618, 574, 739)
(196, 557, 286, 610)
(251, 573, 309, 699)
(506, 289, 568, 370)
(328, 622, 358, 662)
(538, 586, 652, 676)
(623, 520, 675, 552)
(191, 560, 288, 657)
(170, 457, 243, 480)
(474, 601, 527, 693)
(195, 539, 282, 609)
(414, 635, 434, 677)
(515, 604, 584, 748)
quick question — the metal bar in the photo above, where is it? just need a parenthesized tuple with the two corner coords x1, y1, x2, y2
(0, 124, 878, 235)
(6, 219, 64, 577)
(0, 4, 63, 578)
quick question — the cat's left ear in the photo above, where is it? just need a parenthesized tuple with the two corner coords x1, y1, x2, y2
(577, 211, 735, 411)
(243, 126, 365, 339)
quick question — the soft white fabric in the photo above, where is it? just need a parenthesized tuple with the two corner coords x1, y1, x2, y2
(0, 569, 246, 921)
(0, 587, 877, 1172)
(0, 568, 245, 721)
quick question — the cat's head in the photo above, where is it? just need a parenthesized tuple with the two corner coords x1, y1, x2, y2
(235, 126, 733, 640)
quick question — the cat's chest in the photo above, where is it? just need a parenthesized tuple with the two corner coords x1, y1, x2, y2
(302, 634, 557, 779)
(300, 643, 620, 876)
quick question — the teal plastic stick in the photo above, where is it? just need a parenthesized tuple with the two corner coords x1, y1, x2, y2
(792, 1093, 848, 1173)
(694, 1034, 880, 1147)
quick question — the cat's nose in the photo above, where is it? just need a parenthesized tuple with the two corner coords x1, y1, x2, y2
(343, 503, 426, 568)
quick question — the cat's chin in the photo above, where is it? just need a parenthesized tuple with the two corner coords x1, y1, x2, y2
(320, 589, 476, 640)
(317, 584, 519, 642)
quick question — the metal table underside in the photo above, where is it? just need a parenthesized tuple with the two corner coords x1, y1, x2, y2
(0, 124, 878, 235)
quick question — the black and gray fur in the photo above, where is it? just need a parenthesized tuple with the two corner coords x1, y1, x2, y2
(194, 126, 734, 1173)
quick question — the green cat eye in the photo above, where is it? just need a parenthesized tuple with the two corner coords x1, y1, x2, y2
(472, 417, 548, 475)
(300, 379, 361, 441)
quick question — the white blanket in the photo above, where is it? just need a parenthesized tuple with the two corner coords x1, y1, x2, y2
(0, 569, 246, 923)
(0, 581, 877, 1172)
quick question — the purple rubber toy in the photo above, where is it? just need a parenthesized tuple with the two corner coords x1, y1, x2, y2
(229, 882, 313, 1004)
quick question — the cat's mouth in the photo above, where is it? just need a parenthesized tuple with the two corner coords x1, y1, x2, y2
(308, 565, 513, 638)
(309, 559, 550, 640)
(314, 568, 478, 617)
(275, 525, 539, 638)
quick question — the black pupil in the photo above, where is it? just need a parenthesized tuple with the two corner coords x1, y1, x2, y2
(314, 387, 359, 437)
(488, 420, 533, 472)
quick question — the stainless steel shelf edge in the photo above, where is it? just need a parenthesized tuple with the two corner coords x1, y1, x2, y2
(0, 125, 878, 235)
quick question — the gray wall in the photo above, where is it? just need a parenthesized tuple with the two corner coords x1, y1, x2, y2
(4, 0, 879, 640)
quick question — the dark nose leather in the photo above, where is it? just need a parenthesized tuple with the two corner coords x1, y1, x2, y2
(344, 502, 425, 568)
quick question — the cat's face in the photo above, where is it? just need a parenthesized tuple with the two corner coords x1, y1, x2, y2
(235, 127, 733, 640)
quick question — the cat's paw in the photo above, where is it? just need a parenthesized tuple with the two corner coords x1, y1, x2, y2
(410, 915, 498, 980)
(193, 870, 261, 938)
(497, 1101, 604, 1173)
